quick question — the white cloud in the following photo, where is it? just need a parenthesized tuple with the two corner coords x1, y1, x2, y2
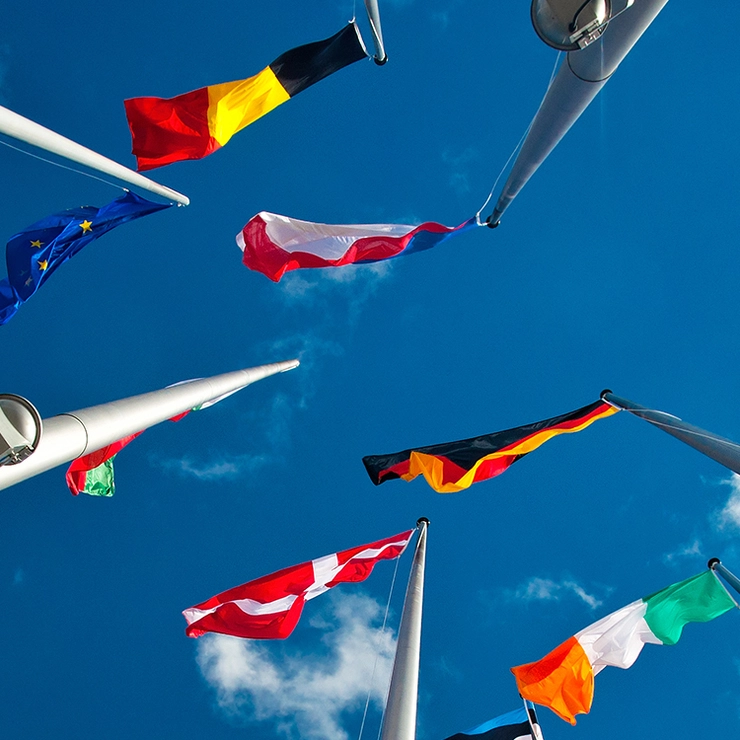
(509, 576, 604, 610)
(662, 538, 702, 565)
(716, 474, 740, 531)
(196, 592, 396, 740)
(13, 568, 23, 586)
(442, 147, 478, 197)
(157, 452, 270, 481)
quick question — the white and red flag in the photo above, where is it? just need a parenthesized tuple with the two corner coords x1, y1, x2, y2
(183, 529, 415, 639)
(237, 211, 477, 282)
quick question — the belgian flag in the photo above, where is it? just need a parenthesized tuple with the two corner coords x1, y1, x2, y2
(363, 400, 618, 493)
(124, 23, 368, 170)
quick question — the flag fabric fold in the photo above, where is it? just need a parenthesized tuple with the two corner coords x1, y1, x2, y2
(237, 211, 477, 282)
(511, 569, 736, 725)
(363, 399, 617, 493)
(182, 529, 415, 639)
(124, 23, 368, 170)
(444, 705, 542, 740)
(0, 191, 171, 326)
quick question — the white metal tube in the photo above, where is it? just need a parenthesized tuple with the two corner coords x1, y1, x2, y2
(0, 105, 190, 206)
(490, 0, 670, 222)
(0, 359, 298, 491)
(364, 0, 388, 63)
(381, 518, 428, 740)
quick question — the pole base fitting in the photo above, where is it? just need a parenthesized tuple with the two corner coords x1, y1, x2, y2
(485, 215, 500, 229)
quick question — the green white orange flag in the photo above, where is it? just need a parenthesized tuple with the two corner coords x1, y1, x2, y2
(511, 569, 737, 724)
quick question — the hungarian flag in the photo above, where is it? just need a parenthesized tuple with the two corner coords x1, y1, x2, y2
(238, 211, 477, 282)
(182, 528, 414, 639)
(511, 569, 736, 724)
(363, 399, 617, 494)
(124, 23, 368, 170)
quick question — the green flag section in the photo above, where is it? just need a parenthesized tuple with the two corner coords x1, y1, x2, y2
(512, 569, 737, 724)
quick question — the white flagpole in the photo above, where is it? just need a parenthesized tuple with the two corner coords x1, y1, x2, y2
(380, 517, 428, 740)
(363, 0, 388, 64)
(708, 559, 740, 603)
(0, 359, 298, 491)
(488, 0, 669, 224)
(0, 105, 190, 206)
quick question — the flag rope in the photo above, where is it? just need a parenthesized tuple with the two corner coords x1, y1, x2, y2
(0, 137, 126, 192)
(710, 568, 740, 610)
(475, 51, 562, 225)
(355, 551, 402, 740)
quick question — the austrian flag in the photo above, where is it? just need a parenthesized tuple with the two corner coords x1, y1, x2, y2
(182, 529, 414, 639)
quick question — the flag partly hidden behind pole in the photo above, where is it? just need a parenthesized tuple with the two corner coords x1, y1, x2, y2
(602, 390, 740, 475)
(182, 528, 415, 639)
(66, 383, 240, 497)
(124, 23, 368, 171)
(444, 704, 543, 740)
(0, 191, 171, 326)
(237, 211, 478, 282)
(511, 569, 737, 725)
(363, 399, 617, 493)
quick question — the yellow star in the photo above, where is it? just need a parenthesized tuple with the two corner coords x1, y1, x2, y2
(29, 239, 43, 248)
(38, 260, 48, 271)
(79, 220, 93, 233)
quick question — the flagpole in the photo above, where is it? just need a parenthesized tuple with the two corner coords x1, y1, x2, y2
(708, 559, 740, 600)
(380, 517, 428, 740)
(0, 359, 298, 491)
(0, 105, 190, 206)
(601, 390, 740, 475)
(363, 0, 388, 64)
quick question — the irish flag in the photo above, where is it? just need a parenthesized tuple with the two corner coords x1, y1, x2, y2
(511, 569, 737, 724)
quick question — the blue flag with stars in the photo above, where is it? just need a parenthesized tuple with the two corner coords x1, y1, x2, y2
(0, 190, 171, 325)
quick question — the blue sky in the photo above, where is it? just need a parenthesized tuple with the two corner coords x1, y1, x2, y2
(1, 1, 739, 738)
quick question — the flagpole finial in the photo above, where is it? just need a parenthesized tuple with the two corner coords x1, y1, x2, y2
(708, 558, 721, 569)
(416, 517, 430, 528)
(600, 388, 613, 399)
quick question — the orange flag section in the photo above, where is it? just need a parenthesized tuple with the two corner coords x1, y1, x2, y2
(511, 636, 594, 725)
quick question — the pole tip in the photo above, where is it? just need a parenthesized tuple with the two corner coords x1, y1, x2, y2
(416, 517, 430, 528)
(708, 557, 721, 570)
(485, 214, 500, 229)
(374, 55, 388, 66)
(600, 389, 613, 400)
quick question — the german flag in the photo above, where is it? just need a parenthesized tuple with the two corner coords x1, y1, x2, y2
(362, 400, 618, 493)
(124, 23, 368, 170)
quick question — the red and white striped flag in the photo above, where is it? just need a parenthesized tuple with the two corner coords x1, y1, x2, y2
(183, 529, 415, 639)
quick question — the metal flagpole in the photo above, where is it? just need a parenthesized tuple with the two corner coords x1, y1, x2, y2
(0, 359, 298, 491)
(380, 517, 428, 740)
(0, 105, 190, 206)
(487, 0, 670, 225)
(708, 559, 740, 601)
(601, 390, 740, 475)
(363, 0, 388, 64)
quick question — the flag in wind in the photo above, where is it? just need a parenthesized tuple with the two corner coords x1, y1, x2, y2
(65, 384, 239, 497)
(511, 569, 737, 725)
(124, 23, 368, 170)
(363, 399, 617, 493)
(182, 529, 414, 639)
(444, 705, 543, 740)
(238, 211, 477, 282)
(0, 191, 171, 326)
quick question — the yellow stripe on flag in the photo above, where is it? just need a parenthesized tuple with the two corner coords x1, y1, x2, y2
(207, 67, 291, 147)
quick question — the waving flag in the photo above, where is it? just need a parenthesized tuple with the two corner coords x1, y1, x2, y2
(511, 569, 736, 724)
(0, 191, 171, 326)
(363, 399, 617, 493)
(183, 529, 414, 639)
(238, 211, 477, 282)
(445, 705, 542, 740)
(125, 23, 368, 171)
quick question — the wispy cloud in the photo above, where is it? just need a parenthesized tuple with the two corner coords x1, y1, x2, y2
(442, 147, 478, 197)
(13, 568, 24, 586)
(156, 452, 271, 481)
(507, 576, 606, 610)
(196, 592, 396, 740)
(662, 538, 703, 565)
(716, 474, 740, 531)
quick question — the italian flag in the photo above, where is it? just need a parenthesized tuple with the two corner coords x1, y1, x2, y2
(511, 569, 737, 724)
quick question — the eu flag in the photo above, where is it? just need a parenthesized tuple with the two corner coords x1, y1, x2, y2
(0, 190, 172, 325)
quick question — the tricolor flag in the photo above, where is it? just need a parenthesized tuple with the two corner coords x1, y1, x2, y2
(444, 705, 543, 740)
(124, 23, 368, 171)
(65, 384, 239, 497)
(238, 211, 477, 282)
(0, 192, 171, 326)
(511, 569, 737, 724)
(182, 529, 414, 639)
(362, 399, 617, 494)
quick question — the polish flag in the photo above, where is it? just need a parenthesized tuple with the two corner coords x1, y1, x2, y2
(183, 529, 415, 639)
(237, 211, 477, 282)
